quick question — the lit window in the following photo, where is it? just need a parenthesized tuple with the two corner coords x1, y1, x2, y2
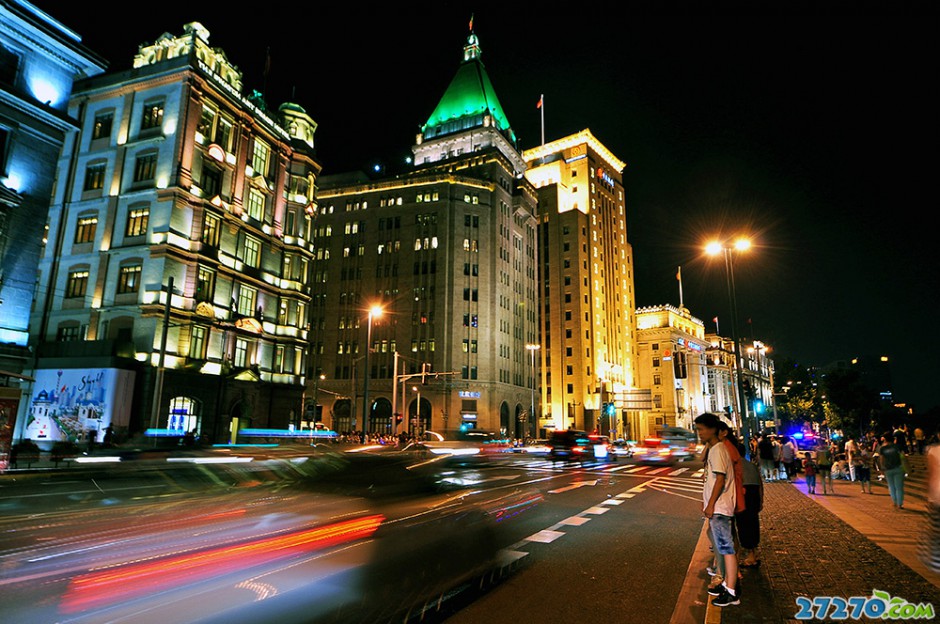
(234, 338, 249, 367)
(237, 285, 256, 317)
(74, 216, 97, 244)
(66, 270, 89, 298)
(252, 138, 270, 176)
(92, 111, 113, 140)
(201, 213, 219, 246)
(242, 235, 261, 267)
(126, 207, 149, 237)
(116, 264, 141, 294)
(140, 101, 164, 131)
(247, 187, 265, 221)
(190, 326, 208, 359)
(83, 163, 106, 191)
(196, 267, 215, 302)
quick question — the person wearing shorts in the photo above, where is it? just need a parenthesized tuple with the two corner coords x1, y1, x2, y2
(695, 413, 739, 607)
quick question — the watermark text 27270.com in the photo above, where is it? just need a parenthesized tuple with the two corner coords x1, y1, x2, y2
(796, 590, 935, 620)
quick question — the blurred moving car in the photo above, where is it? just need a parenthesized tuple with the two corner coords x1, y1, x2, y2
(548, 430, 614, 462)
(0, 448, 541, 624)
(633, 437, 681, 464)
(511, 439, 551, 455)
(611, 439, 636, 458)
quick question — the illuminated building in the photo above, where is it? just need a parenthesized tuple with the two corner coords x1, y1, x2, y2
(0, 1, 105, 369)
(523, 131, 639, 438)
(311, 29, 538, 436)
(635, 305, 709, 433)
(705, 334, 776, 432)
(16, 23, 320, 444)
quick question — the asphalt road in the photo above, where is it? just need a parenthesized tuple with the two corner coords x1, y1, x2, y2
(423, 453, 707, 624)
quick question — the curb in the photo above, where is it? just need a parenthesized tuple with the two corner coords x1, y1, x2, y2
(669, 519, 712, 624)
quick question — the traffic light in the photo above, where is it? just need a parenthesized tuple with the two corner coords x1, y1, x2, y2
(604, 402, 616, 417)
(754, 400, 764, 414)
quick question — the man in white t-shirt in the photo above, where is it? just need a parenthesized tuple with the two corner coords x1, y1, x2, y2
(845, 437, 859, 481)
(695, 412, 739, 607)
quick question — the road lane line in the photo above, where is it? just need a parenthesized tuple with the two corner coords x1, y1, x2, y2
(548, 479, 598, 494)
(584, 506, 609, 515)
(601, 499, 624, 506)
(525, 529, 565, 543)
(559, 516, 591, 526)
(615, 492, 636, 499)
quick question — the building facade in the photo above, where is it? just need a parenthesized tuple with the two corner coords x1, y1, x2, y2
(523, 131, 638, 438)
(311, 30, 539, 437)
(1, 0, 104, 466)
(635, 304, 709, 433)
(17, 23, 320, 446)
(705, 334, 776, 433)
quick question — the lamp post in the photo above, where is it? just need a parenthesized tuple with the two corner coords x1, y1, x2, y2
(362, 304, 384, 433)
(706, 238, 752, 452)
(312, 373, 325, 426)
(526, 344, 540, 440)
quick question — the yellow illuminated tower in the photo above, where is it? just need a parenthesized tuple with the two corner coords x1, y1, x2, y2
(523, 131, 639, 438)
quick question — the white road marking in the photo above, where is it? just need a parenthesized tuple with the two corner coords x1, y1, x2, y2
(525, 529, 565, 543)
(584, 506, 609, 515)
(548, 480, 599, 494)
(601, 499, 624, 506)
(625, 466, 647, 473)
(616, 492, 636, 499)
(604, 465, 630, 472)
(669, 467, 689, 476)
(647, 467, 672, 474)
(559, 516, 591, 526)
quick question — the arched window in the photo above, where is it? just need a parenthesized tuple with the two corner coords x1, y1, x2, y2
(168, 396, 200, 434)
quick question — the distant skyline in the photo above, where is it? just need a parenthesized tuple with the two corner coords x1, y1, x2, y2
(33, 2, 938, 410)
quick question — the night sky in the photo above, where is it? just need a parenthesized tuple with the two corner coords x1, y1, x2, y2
(33, 3, 938, 410)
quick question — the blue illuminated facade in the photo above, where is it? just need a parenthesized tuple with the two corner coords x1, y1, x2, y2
(0, 1, 105, 370)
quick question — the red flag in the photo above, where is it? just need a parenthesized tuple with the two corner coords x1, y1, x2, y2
(469, 14, 474, 32)
(713, 317, 718, 324)
(536, 94, 543, 109)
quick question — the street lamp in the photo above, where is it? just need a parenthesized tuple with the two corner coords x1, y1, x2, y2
(312, 373, 326, 427)
(526, 344, 540, 440)
(705, 237, 753, 452)
(362, 304, 384, 432)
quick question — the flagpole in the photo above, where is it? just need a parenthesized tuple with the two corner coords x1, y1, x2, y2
(677, 266, 684, 309)
(714, 317, 720, 336)
(540, 93, 545, 146)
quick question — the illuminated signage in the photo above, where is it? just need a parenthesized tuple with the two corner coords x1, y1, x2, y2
(596, 167, 614, 187)
(458, 391, 481, 398)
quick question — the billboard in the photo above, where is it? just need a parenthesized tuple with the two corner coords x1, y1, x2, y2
(25, 368, 136, 444)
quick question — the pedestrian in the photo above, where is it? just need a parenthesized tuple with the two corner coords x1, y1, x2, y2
(845, 436, 858, 481)
(773, 436, 784, 480)
(816, 439, 833, 494)
(780, 436, 797, 481)
(757, 434, 776, 482)
(914, 426, 926, 455)
(924, 442, 940, 572)
(893, 425, 909, 455)
(694, 413, 739, 607)
(856, 444, 873, 494)
(103, 425, 114, 447)
(737, 442, 763, 568)
(879, 433, 909, 510)
(802, 451, 818, 494)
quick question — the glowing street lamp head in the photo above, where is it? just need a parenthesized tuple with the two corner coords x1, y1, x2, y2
(705, 241, 723, 256)
(369, 305, 384, 319)
(734, 238, 752, 252)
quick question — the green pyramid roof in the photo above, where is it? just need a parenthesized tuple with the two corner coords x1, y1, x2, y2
(422, 33, 515, 142)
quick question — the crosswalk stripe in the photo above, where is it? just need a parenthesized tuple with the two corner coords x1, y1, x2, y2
(602, 499, 624, 505)
(647, 467, 672, 474)
(625, 466, 647, 473)
(584, 506, 609, 515)
(669, 467, 689, 476)
(525, 529, 565, 543)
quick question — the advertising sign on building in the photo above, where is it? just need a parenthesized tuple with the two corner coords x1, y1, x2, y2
(25, 369, 136, 446)
(0, 388, 22, 471)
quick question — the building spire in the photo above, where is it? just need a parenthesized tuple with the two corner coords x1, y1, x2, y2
(464, 16, 481, 61)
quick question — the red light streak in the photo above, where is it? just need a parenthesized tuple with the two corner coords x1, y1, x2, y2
(60, 514, 384, 614)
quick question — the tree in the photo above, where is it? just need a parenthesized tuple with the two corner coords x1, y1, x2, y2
(823, 367, 880, 436)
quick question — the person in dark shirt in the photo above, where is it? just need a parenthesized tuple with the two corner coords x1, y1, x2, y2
(757, 435, 776, 481)
(879, 434, 909, 510)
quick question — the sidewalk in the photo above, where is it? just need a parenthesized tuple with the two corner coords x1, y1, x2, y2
(672, 470, 940, 624)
